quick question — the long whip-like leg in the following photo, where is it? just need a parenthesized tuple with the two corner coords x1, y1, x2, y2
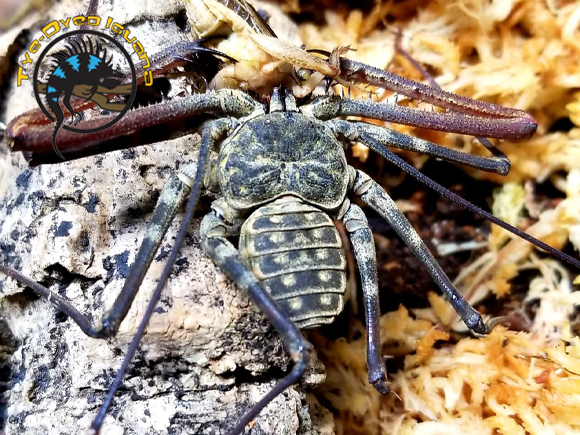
(328, 119, 580, 270)
(89, 118, 231, 433)
(200, 211, 313, 435)
(351, 169, 488, 333)
(331, 119, 510, 175)
(0, 264, 97, 334)
(352, 131, 580, 270)
(342, 202, 388, 393)
(1, 117, 233, 340)
(98, 163, 197, 335)
(0, 161, 196, 338)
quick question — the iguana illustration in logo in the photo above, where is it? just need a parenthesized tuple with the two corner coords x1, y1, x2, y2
(34, 33, 134, 159)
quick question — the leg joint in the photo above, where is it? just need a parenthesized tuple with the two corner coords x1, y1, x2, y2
(352, 169, 373, 196)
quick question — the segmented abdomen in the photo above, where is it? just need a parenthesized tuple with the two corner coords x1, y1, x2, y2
(239, 198, 346, 329)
